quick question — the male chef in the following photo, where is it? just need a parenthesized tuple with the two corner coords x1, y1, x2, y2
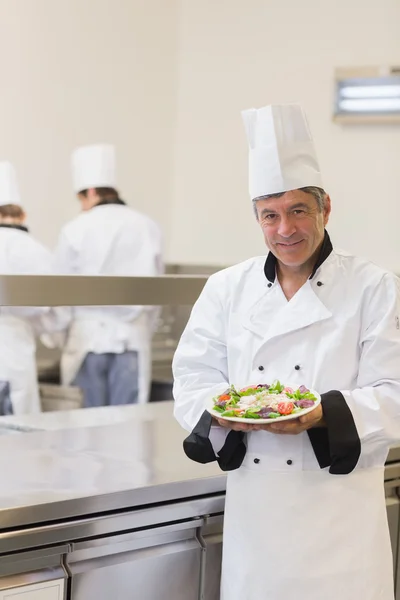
(173, 104, 400, 600)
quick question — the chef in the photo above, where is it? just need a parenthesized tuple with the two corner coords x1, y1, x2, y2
(0, 161, 69, 414)
(55, 144, 163, 407)
(173, 104, 400, 600)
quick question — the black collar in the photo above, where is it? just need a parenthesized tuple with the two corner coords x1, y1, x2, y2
(94, 198, 126, 208)
(264, 230, 333, 283)
(0, 223, 29, 233)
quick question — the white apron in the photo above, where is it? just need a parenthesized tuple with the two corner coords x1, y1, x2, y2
(221, 455, 393, 600)
(0, 315, 41, 415)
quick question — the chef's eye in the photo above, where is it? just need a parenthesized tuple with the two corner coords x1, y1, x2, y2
(264, 214, 277, 221)
(292, 209, 306, 216)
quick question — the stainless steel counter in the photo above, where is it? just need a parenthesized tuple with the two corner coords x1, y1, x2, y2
(1, 401, 400, 531)
(0, 402, 225, 530)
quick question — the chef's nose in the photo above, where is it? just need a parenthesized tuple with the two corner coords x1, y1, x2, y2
(277, 214, 296, 238)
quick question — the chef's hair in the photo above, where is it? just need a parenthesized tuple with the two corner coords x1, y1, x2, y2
(79, 187, 120, 203)
(0, 204, 24, 219)
(252, 187, 327, 219)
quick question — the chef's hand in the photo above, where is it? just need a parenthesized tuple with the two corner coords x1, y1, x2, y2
(215, 405, 325, 434)
(251, 404, 325, 435)
(215, 417, 255, 432)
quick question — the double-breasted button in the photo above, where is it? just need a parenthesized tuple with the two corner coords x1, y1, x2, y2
(317, 281, 323, 287)
(294, 365, 301, 371)
(287, 459, 293, 466)
(254, 458, 260, 464)
(267, 283, 272, 288)
(258, 365, 264, 371)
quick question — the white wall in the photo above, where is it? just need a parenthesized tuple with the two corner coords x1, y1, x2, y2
(169, 0, 400, 271)
(0, 0, 399, 270)
(0, 0, 178, 249)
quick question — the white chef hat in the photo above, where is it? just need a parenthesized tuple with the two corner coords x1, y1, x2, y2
(0, 161, 21, 207)
(71, 144, 117, 193)
(241, 104, 323, 200)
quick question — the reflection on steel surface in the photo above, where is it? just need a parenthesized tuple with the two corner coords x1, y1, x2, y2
(0, 401, 225, 531)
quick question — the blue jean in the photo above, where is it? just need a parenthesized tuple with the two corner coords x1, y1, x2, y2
(0, 381, 12, 415)
(73, 351, 139, 408)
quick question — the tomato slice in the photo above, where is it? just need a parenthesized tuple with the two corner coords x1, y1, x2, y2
(277, 402, 294, 416)
(218, 394, 231, 401)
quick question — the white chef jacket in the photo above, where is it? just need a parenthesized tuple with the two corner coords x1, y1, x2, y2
(173, 233, 400, 600)
(55, 202, 163, 403)
(0, 226, 69, 414)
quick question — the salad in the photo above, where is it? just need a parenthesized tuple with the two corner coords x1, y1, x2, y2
(212, 381, 318, 420)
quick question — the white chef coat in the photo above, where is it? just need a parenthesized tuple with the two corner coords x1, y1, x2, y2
(173, 235, 400, 600)
(0, 226, 69, 414)
(55, 203, 163, 404)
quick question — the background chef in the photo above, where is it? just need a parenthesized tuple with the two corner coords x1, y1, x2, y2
(55, 144, 163, 408)
(0, 161, 69, 415)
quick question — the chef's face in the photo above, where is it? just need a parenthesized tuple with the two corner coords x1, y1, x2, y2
(77, 188, 100, 212)
(255, 189, 331, 268)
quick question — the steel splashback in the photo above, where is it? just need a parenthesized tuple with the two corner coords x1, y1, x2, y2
(0, 274, 208, 307)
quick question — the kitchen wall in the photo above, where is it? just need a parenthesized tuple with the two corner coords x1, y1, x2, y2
(0, 0, 398, 271)
(169, 0, 400, 272)
(0, 0, 179, 249)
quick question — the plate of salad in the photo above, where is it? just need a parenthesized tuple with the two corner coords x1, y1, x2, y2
(207, 381, 321, 424)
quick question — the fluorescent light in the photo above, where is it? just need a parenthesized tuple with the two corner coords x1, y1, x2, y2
(339, 98, 400, 112)
(334, 69, 400, 119)
(340, 85, 400, 99)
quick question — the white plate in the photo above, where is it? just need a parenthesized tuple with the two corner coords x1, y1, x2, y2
(206, 388, 321, 424)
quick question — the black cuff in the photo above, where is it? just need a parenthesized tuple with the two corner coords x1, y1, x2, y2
(183, 410, 247, 471)
(217, 430, 247, 471)
(183, 411, 216, 464)
(307, 390, 361, 475)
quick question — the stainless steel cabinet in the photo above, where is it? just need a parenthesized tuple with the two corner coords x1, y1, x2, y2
(67, 521, 203, 600)
(0, 547, 67, 600)
(199, 515, 223, 600)
(0, 580, 64, 600)
(386, 496, 400, 578)
(385, 465, 400, 598)
(391, 496, 400, 600)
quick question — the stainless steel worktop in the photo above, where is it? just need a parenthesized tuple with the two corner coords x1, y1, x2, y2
(1, 399, 400, 533)
(0, 402, 224, 530)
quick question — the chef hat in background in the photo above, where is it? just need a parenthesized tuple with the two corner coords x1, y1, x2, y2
(241, 104, 323, 200)
(0, 161, 21, 207)
(71, 144, 116, 193)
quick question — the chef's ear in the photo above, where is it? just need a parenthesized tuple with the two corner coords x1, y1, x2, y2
(323, 195, 332, 225)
